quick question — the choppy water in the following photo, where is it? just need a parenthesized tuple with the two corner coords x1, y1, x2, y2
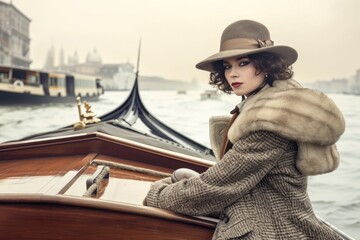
(0, 90, 359, 238)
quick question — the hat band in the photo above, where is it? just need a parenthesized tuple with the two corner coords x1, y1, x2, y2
(220, 38, 274, 51)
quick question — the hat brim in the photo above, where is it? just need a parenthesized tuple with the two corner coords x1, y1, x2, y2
(195, 46, 298, 72)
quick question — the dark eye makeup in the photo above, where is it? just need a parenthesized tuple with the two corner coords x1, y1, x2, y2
(223, 58, 250, 69)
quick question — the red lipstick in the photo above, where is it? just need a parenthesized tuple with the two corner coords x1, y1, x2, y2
(231, 82, 243, 88)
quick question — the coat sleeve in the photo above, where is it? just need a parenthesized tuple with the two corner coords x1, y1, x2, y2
(144, 130, 292, 216)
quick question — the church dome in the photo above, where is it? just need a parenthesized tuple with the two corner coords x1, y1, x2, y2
(86, 48, 102, 64)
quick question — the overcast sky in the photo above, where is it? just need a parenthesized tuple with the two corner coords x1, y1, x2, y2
(9, 0, 360, 83)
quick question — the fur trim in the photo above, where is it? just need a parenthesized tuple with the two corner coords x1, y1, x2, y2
(222, 79, 346, 175)
(209, 115, 231, 161)
(296, 142, 340, 175)
(228, 79, 345, 146)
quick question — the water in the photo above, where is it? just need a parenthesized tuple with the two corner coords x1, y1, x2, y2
(0, 90, 359, 238)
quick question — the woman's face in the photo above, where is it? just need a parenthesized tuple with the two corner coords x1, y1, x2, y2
(223, 56, 265, 96)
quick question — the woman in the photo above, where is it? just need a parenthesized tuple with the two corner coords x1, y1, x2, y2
(144, 20, 345, 239)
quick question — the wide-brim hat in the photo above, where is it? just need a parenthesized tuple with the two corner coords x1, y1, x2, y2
(196, 20, 298, 72)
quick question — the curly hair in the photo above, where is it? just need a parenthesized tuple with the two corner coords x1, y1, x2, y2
(209, 52, 294, 94)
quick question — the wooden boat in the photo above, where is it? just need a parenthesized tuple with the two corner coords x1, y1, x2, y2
(0, 49, 355, 239)
(0, 129, 216, 239)
(0, 65, 104, 104)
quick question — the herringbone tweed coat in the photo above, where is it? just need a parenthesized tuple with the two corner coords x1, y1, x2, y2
(145, 79, 345, 239)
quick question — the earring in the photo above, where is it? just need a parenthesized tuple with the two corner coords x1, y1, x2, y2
(265, 73, 269, 78)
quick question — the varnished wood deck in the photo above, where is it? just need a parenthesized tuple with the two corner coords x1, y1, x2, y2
(0, 133, 217, 239)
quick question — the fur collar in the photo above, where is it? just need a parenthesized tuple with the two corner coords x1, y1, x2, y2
(211, 79, 345, 175)
(228, 79, 345, 145)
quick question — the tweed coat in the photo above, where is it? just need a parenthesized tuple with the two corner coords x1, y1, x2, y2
(144, 79, 345, 239)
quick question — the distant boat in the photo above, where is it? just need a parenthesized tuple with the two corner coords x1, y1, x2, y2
(177, 90, 187, 94)
(0, 65, 104, 104)
(200, 90, 220, 100)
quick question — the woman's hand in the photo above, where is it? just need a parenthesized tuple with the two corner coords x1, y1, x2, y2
(143, 177, 172, 206)
(171, 168, 200, 183)
(143, 169, 200, 206)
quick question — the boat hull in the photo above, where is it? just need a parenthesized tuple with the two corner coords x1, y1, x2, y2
(0, 201, 214, 239)
(0, 65, 104, 104)
(0, 90, 100, 104)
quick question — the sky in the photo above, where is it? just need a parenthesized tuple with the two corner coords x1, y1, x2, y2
(8, 0, 360, 83)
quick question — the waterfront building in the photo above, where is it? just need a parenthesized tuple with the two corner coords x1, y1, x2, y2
(44, 47, 135, 91)
(0, 1, 31, 68)
(347, 69, 360, 94)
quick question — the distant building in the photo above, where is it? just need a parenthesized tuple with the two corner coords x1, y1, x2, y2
(45, 47, 136, 90)
(309, 78, 348, 93)
(75, 48, 102, 75)
(0, 1, 32, 68)
(306, 68, 360, 95)
(43, 45, 55, 69)
(67, 51, 79, 68)
(99, 63, 135, 90)
(45, 46, 199, 91)
(59, 47, 64, 67)
(346, 69, 360, 94)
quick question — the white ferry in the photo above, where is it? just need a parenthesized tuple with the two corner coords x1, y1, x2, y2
(0, 65, 104, 104)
